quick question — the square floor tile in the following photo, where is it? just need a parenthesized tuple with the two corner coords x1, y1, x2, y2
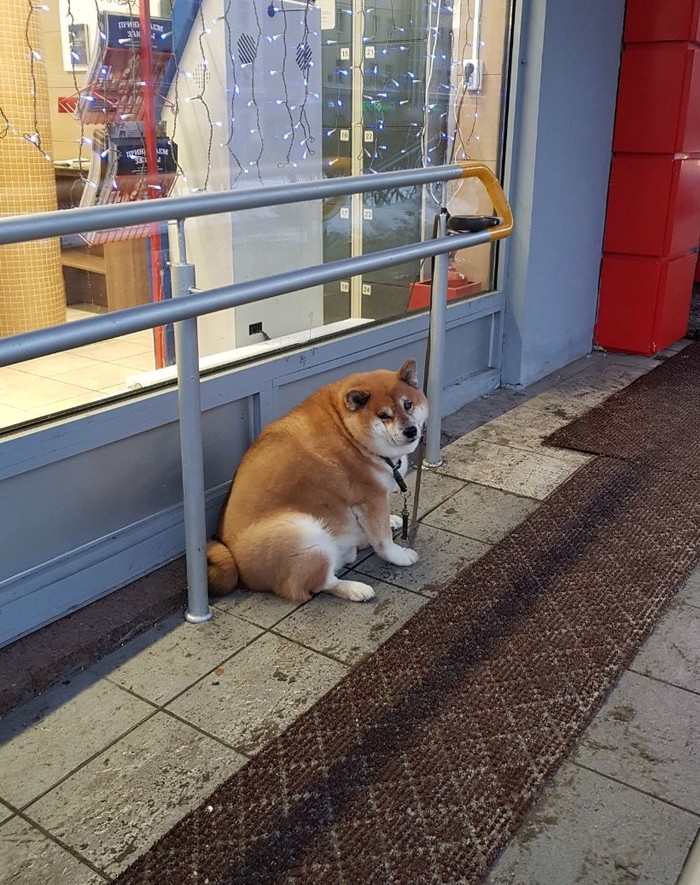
(95, 609, 263, 705)
(388, 470, 466, 523)
(661, 340, 691, 354)
(574, 671, 700, 814)
(66, 308, 99, 322)
(422, 482, 540, 545)
(436, 441, 583, 500)
(0, 375, 91, 411)
(568, 360, 651, 389)
(18, 353, 103, 379)
(0, 673, 153, 808)
(679, 565, 700, 609)
(456, 400, 570, 449)
(118, 328, 153, 345)
(0, 367, 35, 392)
(26, 712, 246, 877)
(461, 416, 593, 468)
(437, 355, 602, 443)
(0, 816, 105, 885)
(72, 339, 151, 361)
(0, 403, 31, 429)
(604, 353, 662, 370)
(167, 632, 347, 756)
(99, 384, 132, 398)
(529, 364, 650, 423)
(441, 390, 528, 440)
(53, 362, 135, 392)
(486, 762, 699, 885)
(213, 590, 302, 629)
(354, 523, 489, 596)
(23, 389, 107, 420)
(629, 600, 700, 695)
(114, 353, 157, 372)
(273, 577, 428, 665)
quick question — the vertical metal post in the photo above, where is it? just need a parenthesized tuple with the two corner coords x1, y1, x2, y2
(424, 208, 449, 467)
(169, 220, 213, 623)
(350, 0, 365, 317)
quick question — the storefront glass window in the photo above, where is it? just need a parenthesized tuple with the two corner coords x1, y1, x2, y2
(0, 0, 512, 431)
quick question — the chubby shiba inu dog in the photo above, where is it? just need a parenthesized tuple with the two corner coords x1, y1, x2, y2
(207, 359, 428, 603)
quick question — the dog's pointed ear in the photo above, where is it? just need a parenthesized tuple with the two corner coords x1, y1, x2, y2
(345, 388, 371, 411)
(398, 359, 419, 388)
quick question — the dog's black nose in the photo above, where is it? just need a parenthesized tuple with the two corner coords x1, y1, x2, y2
(403, 425, 418, 440)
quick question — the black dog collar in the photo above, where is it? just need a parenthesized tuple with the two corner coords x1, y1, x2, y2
(382, 457, 408, 494)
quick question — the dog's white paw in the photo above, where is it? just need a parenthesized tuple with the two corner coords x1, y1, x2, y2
(328, 579, 376, 602)
(382, 542, 419, 567)
(389, 514, 403, 531)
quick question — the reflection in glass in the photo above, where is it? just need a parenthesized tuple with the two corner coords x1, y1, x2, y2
(0, 0, 512, 432)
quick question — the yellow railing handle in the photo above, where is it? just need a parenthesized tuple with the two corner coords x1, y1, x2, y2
(457, 160, 514, 241)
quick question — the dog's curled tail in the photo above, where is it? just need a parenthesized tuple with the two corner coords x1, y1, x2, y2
(206, 539, 238, 596)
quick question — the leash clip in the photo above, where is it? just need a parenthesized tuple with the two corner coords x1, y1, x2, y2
(401, 490, 411, 543)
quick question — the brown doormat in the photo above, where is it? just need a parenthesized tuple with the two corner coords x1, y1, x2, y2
(544, 342, 700, 475)
(115, 454, 700, 885)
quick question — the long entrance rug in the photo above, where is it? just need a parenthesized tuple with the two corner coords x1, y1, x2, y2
(116, 347, 700, 885)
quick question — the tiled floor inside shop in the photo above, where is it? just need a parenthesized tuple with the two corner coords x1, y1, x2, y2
(1, 345, 699, 883)
(0, 308, 155, 430)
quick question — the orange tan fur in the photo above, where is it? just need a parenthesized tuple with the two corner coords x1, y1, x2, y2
(207, 359, 428, 604)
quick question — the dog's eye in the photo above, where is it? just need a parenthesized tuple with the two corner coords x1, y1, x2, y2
(403, 400, 413, 412)
(378, 412, 392, 421)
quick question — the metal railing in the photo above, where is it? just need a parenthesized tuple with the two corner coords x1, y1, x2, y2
(0, 161, 513, 623)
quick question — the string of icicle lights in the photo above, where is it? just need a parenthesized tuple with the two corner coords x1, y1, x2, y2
(169, 0, 488, 198)
(170, 0, 321, 192)
(2, 0, 490, 202)
(321, 0, 485, 209)
(0, 2, 53, 160)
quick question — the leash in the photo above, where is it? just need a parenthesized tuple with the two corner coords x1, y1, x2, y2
(382, 456, 412, 542)
(401, 208, 502, 547)
(403, 209, 441, 547)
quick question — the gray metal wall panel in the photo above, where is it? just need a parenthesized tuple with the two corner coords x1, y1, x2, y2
(273, 345, 428, 416)
(0, 423, 184, 582)
(0, 399, 251, 645)
(442, 313, 497, 387)
(0, 400, 251, 583)
(502, 0, 626, 386)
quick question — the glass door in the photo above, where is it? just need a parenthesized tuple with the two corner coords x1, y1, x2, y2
(321, 0, 452, 322)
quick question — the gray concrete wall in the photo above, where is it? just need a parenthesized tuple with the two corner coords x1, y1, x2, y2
(502, 0, 626, 387)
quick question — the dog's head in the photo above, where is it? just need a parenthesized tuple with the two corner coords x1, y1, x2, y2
(339, 359, 429, 459)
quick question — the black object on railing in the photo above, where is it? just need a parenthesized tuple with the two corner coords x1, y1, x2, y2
(447, 215, 502, 233)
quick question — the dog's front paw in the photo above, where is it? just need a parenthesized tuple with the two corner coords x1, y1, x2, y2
(329, 579, 376, 602)
(381, 542, 419, 567)
(389, 514, 403, 531)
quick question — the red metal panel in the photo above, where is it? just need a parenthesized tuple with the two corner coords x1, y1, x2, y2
(596, 253, 696, 355)
(676, 156, 700, 254)
(600, 0, 700, 355)
(654, 251, 697, 346)
(604, 156, 700, 257)
(624, 0, 700, 43)
(595, 256, 659, 354)
(613, 44, 700, 153)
